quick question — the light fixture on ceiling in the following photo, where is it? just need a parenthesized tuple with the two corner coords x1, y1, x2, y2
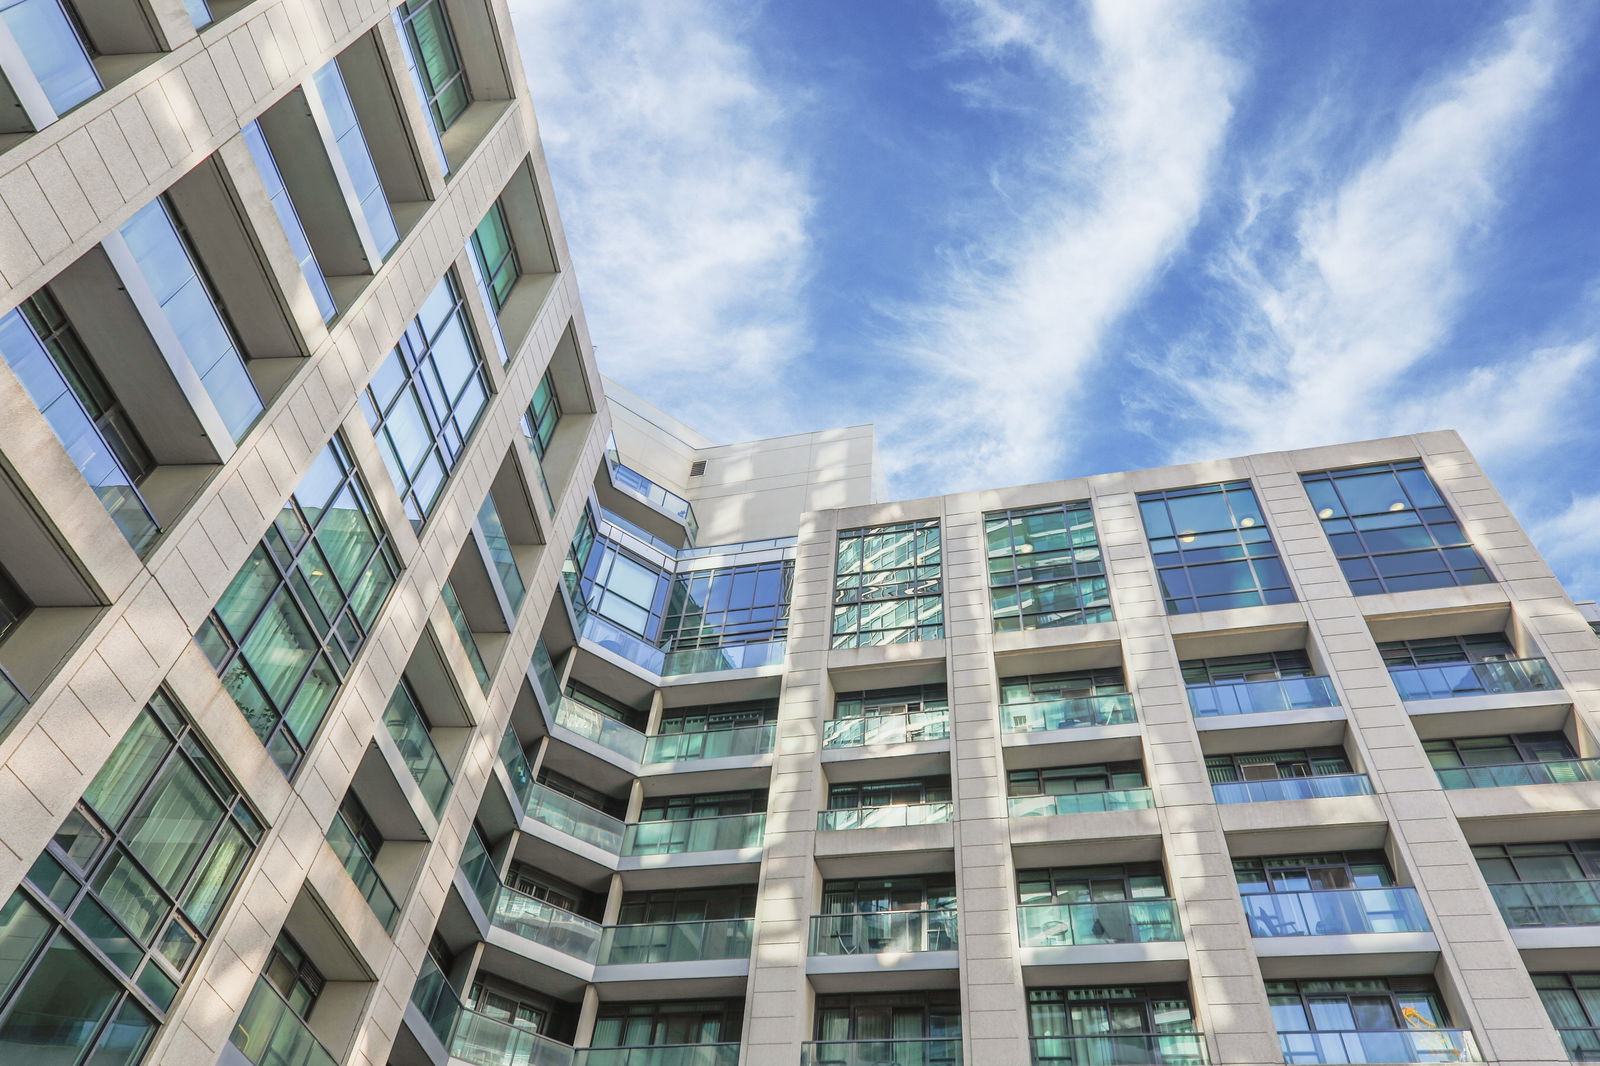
(1318, 508, 1334, 519)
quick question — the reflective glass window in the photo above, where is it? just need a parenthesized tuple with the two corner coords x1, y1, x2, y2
(1138, 481, 1294, 614)
(0, 0, 99, 116)
(986, 501, 1111, 632)
(832, 519, 942, 648)
(241, 122, 336, 323)
(471, 203, 518, 310)
(311, 58, 400, 258)
(660, 560, 793, 650)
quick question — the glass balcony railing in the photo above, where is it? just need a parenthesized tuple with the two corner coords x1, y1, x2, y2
(1388, 658, 1560, 701)
(644, 724, 775, 763)
(230, 976, 338, 1066)
(1277, 1028, 1480, 1064)
(1489, 880, 1600, 927)
(523, 782, 626, 854)
(818, 802, 953, 831)
(456, 1008, 577, 1066)
(803, 1039, 961, 1066)
(623, 813, 766, 855)
(1556, 1028, 1600, 1062)
(1008, 789, 1153, 817)
(1211, 774, 1373, 804)
(444, 582, 492, 692)
(1017, 899, 1179, 946)
(530, 639, 562, 709)
(410, 953, 462, 1045)
(1030, 1033, 1207, 1066)
(1000, 693, 1136, 734)
(1435, 759, 1600, 790)
(326, 813, 399, 932)
(1242, 887, 1431, 937)
(823, 709, 950, 748)
(500, 728, 535, 803)
(555, 698, 647, 762)
(598, 917, 754, 964)
(576, 1044, 739, 1066)
(383, 690, 451, 817)
(605, 445, 699, 540)
(662, 639, 787, 676)
(458, 831, 499, 915)
(579, 611, 668, 674)
(1187, 676, 1339, 717)
(809, 908, 958, 954)
(491, 883, 603, 961)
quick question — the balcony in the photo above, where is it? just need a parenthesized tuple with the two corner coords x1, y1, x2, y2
(604, 445, 699, 540)
(598, 917, 754, 963)
(524, 782, 627, 854)
(1556, 1028, 1600, 1062)
(411, 955, 578, 1066)
(383, 692, 452, 816)
(809, 909, 958, 954)
(1388, 658, 1560, 701)
(325, 813, 399, 933)
(622, 812, 766, 855)
(1435, 759, 1600, 790)
(1008, 789, 1154, 817)
(1017, 899, 1179, 947)
(802, 1039, 961, 1066)
(644, 724, 775, 763)
(823, 710, 950, 749)
(1211, 774, 1373, 804)
(1277, 1028, 1480, 1064)
(1030, 1033, 1206, 1066)
(1243, 888, 1430, 937)
(663, 639, 787, 676)
(1001, 693, 1135, 734)
(575, 1044, 739, 1066)
(492, 884, 603, 961)
(1489, 880, 1600, 927)
(230, 977, 338, 1066)
(554, 697, 646, 763)
(818, 802, 953, 831)
(1187, 677, 1339, 718)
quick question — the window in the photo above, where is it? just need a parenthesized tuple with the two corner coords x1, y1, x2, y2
(1233, 852, 1396, 895)
(195, 435, 400, 776)
(998, 669, 1134, 732)
(1137, 481, 1294, 614)
(240, 122, 336, 323)
(118, 197, 263, 442)
(658, 699, 778, 734)
(394, 0, 469, 153)
(575, 537, 670, 640)
(470, 203, 518, 311)
(476, 492, 526, 617)
(832, 519, 942, 648)
(1008, 762, 1146, 798)
(660, 560, 793, 650)
(985, 501, 1111, 631)
(564, 681, 646, 731)
(589, 1000, 741, 1049)
(821, 877, 955, 914)
(309, 57, 400, 260)
(0, 0, 100, 119)
(1181, 651, 1314, 685)
(637, 790, 764, 822)
(441, 580, 490, 692)
(814, 992, 961, 1043)
(1472, 841, 1600, 885)
(0, 692, 262, 1066)
(1028, 986, 1198, 1053)
(0, 563, 28, 640)
(505, 861, 595, 918)
(1018, 864, 1170, 905)
(468, 980, 553, 1037)
(1377, 633, 1514, 667)
(362, 272, 491, 527)
(261, 933, 324, 1020)
(827, 778, 949, 810)
(1302, 460, 1492, 595)
(524, 371, 560, 459)
(536, 767, 626, 819)
(1206, 748, 1355, 784)
(0, 288, 158, 551)
(1424, 733, 1575, 770)
(616, 887, 755, 925)
(1267, 976, 1451, 1034)
(1532, 973, 1600, 1049)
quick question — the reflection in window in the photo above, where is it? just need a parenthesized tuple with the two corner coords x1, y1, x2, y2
(311, 57, 400, 259)
(241, 121, 336, 323)
(195, 435, 400, 776)
(1302, 460, 1491, 595)
(1138, 481, 1294, 614)
(660, 560, 793, 650)
(0, 0, 100, 117)
(0, 290, 158, 551)
(589, 999, 741, 1050)
(362, 272, 491, 527)
(471, 203, 518, 311)
(477, 492, 526, 617)
(394, 0, 470, 170)
(119, 197, 263, 442)
(0, 691, 261, 1066)
(986, 502, 1111, 632)
(1028, 985, 1198, 1051)
(832, 519, 942, 648)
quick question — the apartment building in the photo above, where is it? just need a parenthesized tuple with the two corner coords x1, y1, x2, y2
(1, 4, 1600, 1066)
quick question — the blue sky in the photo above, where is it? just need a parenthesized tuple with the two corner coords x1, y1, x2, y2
(509, 0, 1600, 595)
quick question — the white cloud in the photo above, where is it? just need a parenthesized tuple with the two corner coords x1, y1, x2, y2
(508, 0, 812, 440)
(874, 0, 1244, 496)
(1530, 492, 1600, 601)
(1156, 1, 1579, 462)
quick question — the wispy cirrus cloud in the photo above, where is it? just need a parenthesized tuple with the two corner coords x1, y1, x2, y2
(873, 0, 1245, 496)
(1152, 1, 1587, 462)
(508, 0, 812, 440)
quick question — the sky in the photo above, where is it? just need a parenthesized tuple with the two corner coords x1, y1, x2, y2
(507, 0, 1600, 596)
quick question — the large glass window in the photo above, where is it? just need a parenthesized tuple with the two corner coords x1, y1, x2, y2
(575, 537, 670, 640)
(1137, 481, 1294, 614)
(1008, 762, 1146, 799)
(814, 991, 961, 1043)
(524, 371, 560, 459)
(0, 289, 159, 552)
(362, 272, 491, 527)
(119, 197, 263, 442)
(1206, 748, 1355, 784)
(240, 121, 336, 323)
(986, 501, 1111, 632)
(832, 519, 942, 648)
(0, 692, 262, 1066)
(589, 999, 741, 1049)
(1028, 985, 1199, 1060)
(0, 0, 100, 117)
(1234, 852, 1396, 895)
(1533, 973, 1600, 1054)
(195, 435, 400, 776)
(310, 57, 399, 259)
(395, 0, 469, 142)
(660, 560, 793, 650)
(476, 492, 525, 617)
(1267, 976, 1450, 1034)
(1302, 460, 1492, 595)
(470, 203, 518, 311)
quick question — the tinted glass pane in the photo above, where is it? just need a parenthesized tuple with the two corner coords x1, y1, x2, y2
(0, 933, 120, 1057)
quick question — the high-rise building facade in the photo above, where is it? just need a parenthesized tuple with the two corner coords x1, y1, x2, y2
(0, 5, 1598, 1066)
